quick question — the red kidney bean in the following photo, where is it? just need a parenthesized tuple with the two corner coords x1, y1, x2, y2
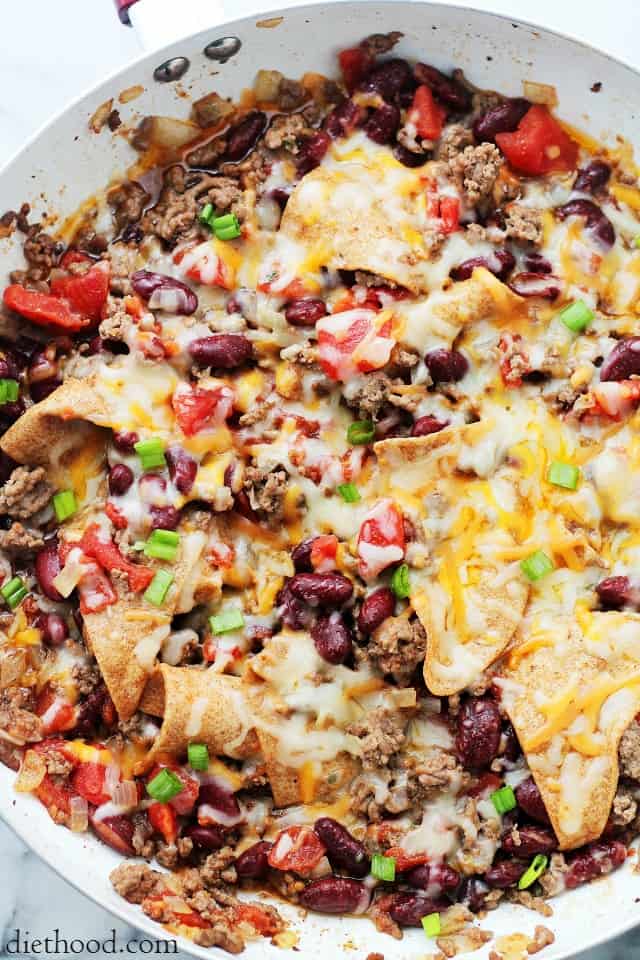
(600, 337, 640, 382)
(406, 863, 460, 893)
(73, 685, 109, 737)
(28, 347, 58, 384)
(184, 824, 227, 851)
(277, 580, 314, 629)
(450, 248, 515, 282)
(0, 399, 25, 427)
(565, 840, 626, 889)
(35, 540, 63, 601)
(165, 446, 197, 495)
(131, 270, 198, 315)
(0, 352, 20, 381)
(288, 572, 353, 607)
(473, 98, 531, 143)
(364, 103, 400, 145)
(456, 697, 502, 770)
(291, 538, 315, 573)
(91, 814, 135, 855)
(299, 877, 370, 914)
(425, 348, 468, 383)
(108, 463, 134, 496)
(297, 130, 332, 177)
(411, 415, 449, 437)
(502, 825, 557, 857)
(523, 252, 552, 274)
(414, 62, 471, 112)
(502, 721, 522, 762)
(311, 613, 353, 664)
(361, 58, 414, 101)
(188, 334, 253, 369)
(555, 198, 615, 248)
(35, 612, 68, 647)
(285, 298, 327, 327)
(388, 893, 448, 926)
(514, 776, 551, 825)
(574, 160, 611, 194)
(225, 111, 267, 162)
(314, 818, 370, 877)
(357, 587, 395, 635)
(113, 430, 139, 453)
(0, 451, 17, 485)
(393, 144, 429, 167)
(595, 574, 632, 610)
(485, 859, 526, 888)
(149, 505, 180, 531)
(460, 877, 489, 912)
(324, 99, 365, 139)
(198, 781, 241, 821)
(30, 378, 60, 403)
(508, 272, 561, 299)
(234, 840, 273, 879)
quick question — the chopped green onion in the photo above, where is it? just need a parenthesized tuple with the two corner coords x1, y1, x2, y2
(347, 420, 375, 445)
(52, 490, 77, 523)
(558, 300, 594, 333)
(421, 913, 441, 938)
(491, 785, 517, 815)
(547, 460, 580, 491)
(391, 563, 411, 599)
(134, 438, 166, 471)
(634, 235, 640, 249)
(1, 576, 28, 610)
(0, 379, 19, 404)
(212, 213, 241, 241)
(199, 202, 215, 227)
(144, 569, 174, 606)
(518, 854, 549, 890)
(146, 768, 184, 803)
(371, 854, 396, 882)
(143, 529, 180, 562)
(188, 743, 210, 771)
(337, 482, 361, 503)
(520, 550, 554, 582)
(210, 609, 245, 634)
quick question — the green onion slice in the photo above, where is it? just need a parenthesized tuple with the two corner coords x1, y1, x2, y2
(558, 300, 594, 333)
(146, 768, 184, 803)
(391, 563, 411, 599)
(199, 203, 215, 226)
(212, 213, 241, 241)
(421, 913, 441, 938)
(347, 421, 375, 445)
(187, 743, 210, 771)
(371, 854, 396, 882)
(52, 490, 77, 523)
(144, 569, 174, 606)
(143, 529, 180, 562)
(520, 550, 554, 582)
(634, 235, 640, 249)
(210, 609, 245, 634)
(518, 854, 549, 890)
(1, 576, 28, 610)
(337, 482, 361, 503)
(547, 460, 580, 490)
(0, 379, 19, 404)
(134, 438, 166, 471)
(491, 785, 517, 815)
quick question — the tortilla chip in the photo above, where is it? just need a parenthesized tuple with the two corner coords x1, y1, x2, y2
(501, 612, 640, 849)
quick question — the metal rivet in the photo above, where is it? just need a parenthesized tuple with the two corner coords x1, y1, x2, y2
(153, 57, 190, 83)
(204, 37, 242, 64)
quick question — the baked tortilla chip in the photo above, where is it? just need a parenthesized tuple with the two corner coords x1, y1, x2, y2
(500, 613, 640, 849)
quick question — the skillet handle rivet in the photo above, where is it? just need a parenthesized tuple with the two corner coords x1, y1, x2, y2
(204, 37, 242, 64)
(153, 57, 190, 83)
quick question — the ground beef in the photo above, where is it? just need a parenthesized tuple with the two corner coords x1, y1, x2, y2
(0, 522, 44, 553)
(360, 31, 403, 56)
(364, 615, 427, 685)
(156, 837, 194, 869)
(186, 137, 228, 171)
(106, 243, 140, 296)
(619, 718, 640, 780)
(537, 852, 568, 897)
(280, 342, 319, 367)
(72, 662, 101, 696)
(348, 707, 407, 769)
(527, 925, 556, 954)
(110, 862, 166, 903)
(199, 847, 238, 886)
(107, 181, 149, 237)
(506, 889, 553, 917)
(405, 748, 460, 798)
(22, 228, 61, 282)
(355, 270, 398, 288)
(141, 166, 245, 246)
(44, 749, 74, 777)
(447, 143, 504, 206)
(345, 373, 393, 420)
(389, 344, 420, 370)
(610, 785, 638, 830)
(437, 123, 474, 161)
(243, 466, 288, 521)
(264, 114, 314, 154)
(131, 811, 156, 858)
(276, 78, 307, 112)
(99, 296, 131, 342)
(0, 687, 42, 743)
(0, 466, 53, 520)
(504, 203, 543, 245)
(220, 147, 271, 190)
(453, 797, 501, 875)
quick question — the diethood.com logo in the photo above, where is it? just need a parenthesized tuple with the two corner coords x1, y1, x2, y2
(2, 930, 178, 955)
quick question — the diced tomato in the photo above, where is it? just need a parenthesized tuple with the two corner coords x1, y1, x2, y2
(60, 250, 93, 270)
(148, 802, 179, 844)
(234, 903, 281, 936)
(384, 845, 429, 872)
(172, 383, 234, 436)
(357, 498, 406, 581)
(310, 534, 338, 573)
(498, 333, 530, 387)
(79, 523, 154, 593)
(409, 85, 446, 141)
(147, 763, 200, 815)
(316, 308, 395, 382)
(267, 825, 327, 874)
(3, 285, 88, 332)
(425, 187, 459, 234)
(50, 261, 110, 323)
(36, 773, 75, 817)
(90, 812, 135, 854)
(174, 911, 211, 929)
(202, 637, 217, 662)
(175, 242, 235, 290)
(31, 737, 77, 764)
(257, 273, 313, 300)
(495, 105, 578, 176)
(71, 761, 111, 806)
(338, 46, 373, 92)
(77, 564, 118, 614)
(592, 380, 640, 419)
(35, 683, 76, 734)
(105, 501, 128, 529)
(207, 540, 235, 569)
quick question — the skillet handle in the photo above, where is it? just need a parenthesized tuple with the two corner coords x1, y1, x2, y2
(114, 0, 228, 50)
(114, 0, 139, 24)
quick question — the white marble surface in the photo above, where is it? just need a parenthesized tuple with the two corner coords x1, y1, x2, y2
(1, 0, 640, 957)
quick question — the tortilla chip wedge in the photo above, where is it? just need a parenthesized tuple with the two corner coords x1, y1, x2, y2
(500, 612, 640, 849)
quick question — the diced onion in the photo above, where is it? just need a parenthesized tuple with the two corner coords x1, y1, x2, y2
(105, 763, 121, 798)
(164, 896, 191, 914)
(70, 796, 89, 833)
(132, 116, 200, 152)
(53, 551, 88, 598)
(148, 288, 191, 314)
(390, 688, 417, 708)
(112, 779, 138, 808)
(522, 80, 558, 107)
(14, 749, 46, 792)
(0, 651, 27, 689)
(254, 69, 283, 102)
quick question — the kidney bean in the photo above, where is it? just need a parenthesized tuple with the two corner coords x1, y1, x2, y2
(73, 685, 109, 737)
(393, 144, 429, 167)
(299, 876, 370, 914)
(513, 776, 550, 825)
(565, 839, 626, 889)
(555, 198, 615, 248)
(388, 893, 448, 926)
(184, 824, 227, 851)
(30, 378, 60, 403)
(35, 612, 68, 647)
(508, 272, 561, 299)
(361, 58, 414, 102)
(523, 252, 552, 274)
(198, 781, 241, 821)
(288, 572, 353, 607)
(574, 159, 611, 194)
(502, 825, 557, 858)
(35, 540, 63, 601)
(113, 430, 139, 453)
(28, 347, 58, 384)
(414, 62, 471, 112)
(291, 538, 315, 573)
(406, 862, 460, 893)
(485, 859, 526, 888)
(92, 814, 135, 855)
(450, 248, 515, 282)
(324, 99, 365, 139)
(314, 818, 370, 877)
(108, 463, 134, 496)
(600, 337, 640, 382)
(473, 98, 531, 143)
(225, 111, 267, 162)
(297, 130, 332, 176)
(456, 697, 502, 770)
(0, 352, 20, 381)
(357, 587, 395, 635)
(234, 840, 273, 879)
(149, 505, 181, 531)
(277, 580, 313, 629)
(411, 415, 448, 437)
(425, 348, 468, 383)
(502, 721, 522, 763)
(285, 298, 327, 327)
(311, 613, 353, 664)
(364, 103, 400, 145)
(131, 270, 198, 315)
(0, 398, 25, 426)
(165, 446, 197, 495)
(188, 334, 253, 370)
(0, 450, 17, 485)
(460, 877, 489, 912)
(595, 574, 632, 610)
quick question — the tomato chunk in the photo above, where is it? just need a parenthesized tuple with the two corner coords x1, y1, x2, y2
(35, 683, 76, 734)
(267, 825, 326, 874)
(234, 902, 282, 936)
(409, 85, 446, 141)
(317, 308, 395, 382)
(495, 105, 578, 176)
(310, 534, 338, 573)
(148, 802, 179, 844)
(72, 761, 111, 806)
(357, 499, 406, 580)
(3, 285, 88, 332)
(384, 845, 429, 872)
(50, 262, 110, 323)
(172, 383, 234, 436)
(80, 523, 154, 593)
(338, 46, 373, 92)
